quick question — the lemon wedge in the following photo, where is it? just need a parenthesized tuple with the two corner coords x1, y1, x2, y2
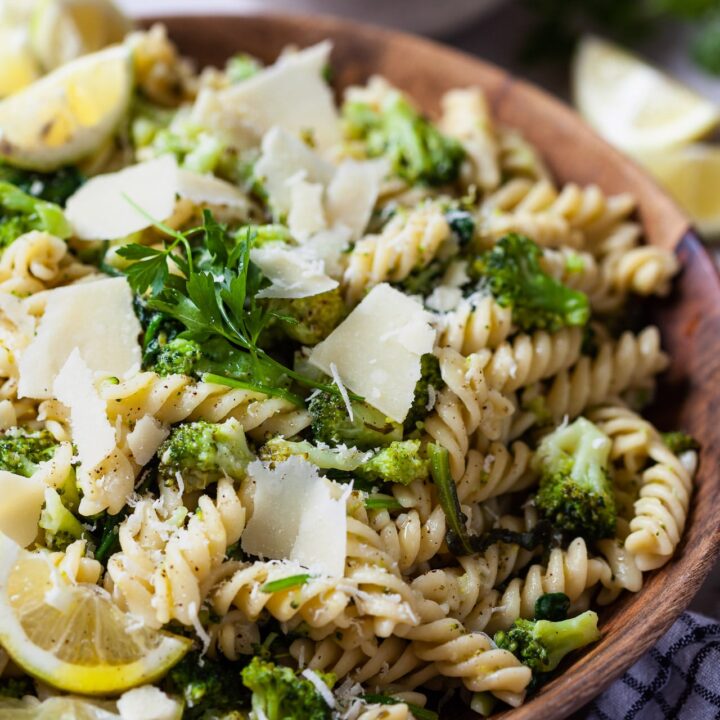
(573, 35, 720, 153)
(0, 27, 40, 98)
(0, 44, 132, 171)
(30, 0, 131, 71)
(0, 533, 191, 696)
(638, 144, 720, 240)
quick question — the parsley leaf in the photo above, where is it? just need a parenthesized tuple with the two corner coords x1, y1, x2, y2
(119, 206, 352, 402)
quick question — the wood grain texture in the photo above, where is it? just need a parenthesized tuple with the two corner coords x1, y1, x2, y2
(141, 13, 720, 718)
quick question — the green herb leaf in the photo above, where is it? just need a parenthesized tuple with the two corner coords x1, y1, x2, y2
(260, 574, 311, 593)
(119, 203, 347, 402)
(201, 208, 228, 266)
(364, 494, 403, 511)
(117, 244, 170, 295)
(203, 373, 304, 407)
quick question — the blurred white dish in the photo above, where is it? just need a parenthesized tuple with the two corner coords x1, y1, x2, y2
(119, 0, 508, 36)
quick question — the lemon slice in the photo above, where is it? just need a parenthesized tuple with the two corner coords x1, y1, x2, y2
(30, 0, 131, 72)
(0, 533, 191, 696)
(573, 35, 720, 153)
(0, 44, 132, 171)
(638, 144, 720, 240)
(0, 27, 40, 98)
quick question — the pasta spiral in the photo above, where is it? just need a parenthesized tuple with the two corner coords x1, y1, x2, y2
(343, 204, 450, 304)
(101, 371, 311, 440)
(436, 296, 514, 355)
(531, 327, 668, 423)
(107, 478, 246, 628)
(483, 326, 583, 394)
(424, 347, 515, 479)
(439, 87, 501, 192)
(478, 179, 635, 250)
(0, 232, 94, 296)
(399, 617, 532, 701)
(476, 536, 642, 634)
(623, 434, 697, 571)
(457, 439, 536, 505)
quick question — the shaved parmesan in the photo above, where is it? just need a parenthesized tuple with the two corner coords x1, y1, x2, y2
(426, 286, 463, 312)
(326, 159, 386, 240)
(117, 686, 181, 720)
(66, 157, 251, 240)
(66, 156, 178, 240)
(176, 169, 250, 210)
(18, 277, 141, 399)
(53, 349, 116, 470)
(191, 88, 260, 150)
(426, 261, 470, 312)
(254, 127, 334, 217)
(309, 284, 436, 423)
(251, 243, 338, 299)
(127, 415, 169, 466)
(302, 224, 352, 278)
(241, 457, 347, 577)
(0, 470, 43, 547)
(302, 669, 336, 708)
(214, 42, 341, 151)
(288, 179, 327, 241)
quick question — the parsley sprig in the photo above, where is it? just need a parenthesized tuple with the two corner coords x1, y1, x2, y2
(117, 203, 343, 402)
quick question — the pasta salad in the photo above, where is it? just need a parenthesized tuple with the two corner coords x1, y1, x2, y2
(0, 22, 698, 720)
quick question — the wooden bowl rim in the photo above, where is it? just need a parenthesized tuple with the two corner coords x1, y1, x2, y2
(140, 11, 720, 718)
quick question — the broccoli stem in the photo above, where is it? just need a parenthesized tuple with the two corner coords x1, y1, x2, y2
(428, 444, 551, 555)
(532, 612, 601, 672)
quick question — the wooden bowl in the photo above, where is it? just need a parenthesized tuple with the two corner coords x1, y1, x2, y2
(142, 13, 720, 718)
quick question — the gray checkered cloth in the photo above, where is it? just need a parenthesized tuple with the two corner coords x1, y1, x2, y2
(587, 612, 720, 720)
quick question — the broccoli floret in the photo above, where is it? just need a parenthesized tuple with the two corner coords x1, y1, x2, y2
(0, 428, 58, 477)
(472, 234, 590, 333)
(133, 297, 183, 370)
(164, 652, 249, 719)
(445, 208, 475, 246)
(261, 437, 428, 486)
(532, 417, 617, 541)
(494, 610, 600, 674)
(396, 260, 448, 297)
(355, 439, 429, 486)
(226, 53, 262, 82)
(267, 288, 346, 346)
(404, 353, 443, 432)
(152, 337, 203, 376)
(0, 182, 71, 249)
(259, 437, 367, 472)
(241, 657, 333, 720)
(39, 487, 85, 551)
(0, 676, 35, 699)
(158, 418, 254, 491)
(522, 394, 553, 427)
(308, 392, 403, 450)
(534, 592, 570, 621)
(661, 431, 700, 455)
(343, 92, 465, 186)
(0, 164, 83, 206)
(131, 102, 242, 180)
